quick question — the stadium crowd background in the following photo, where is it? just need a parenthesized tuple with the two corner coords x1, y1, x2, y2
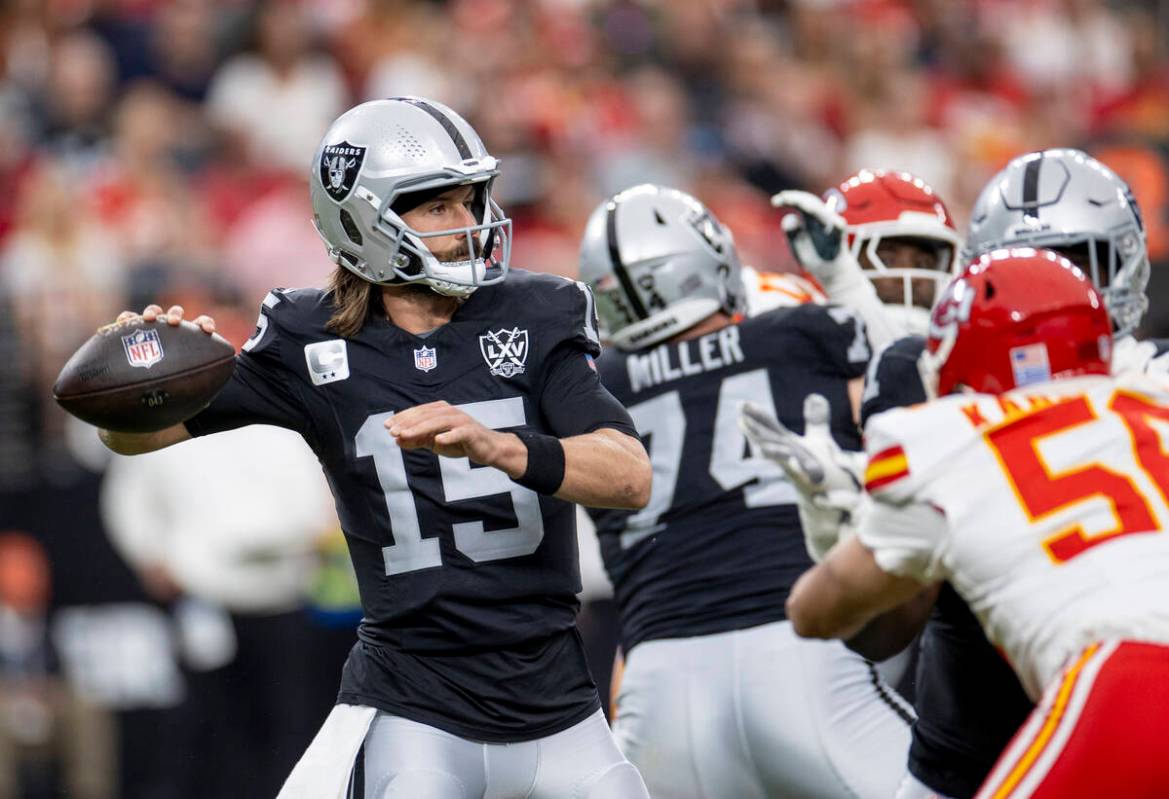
(0, 0, 1166, 796)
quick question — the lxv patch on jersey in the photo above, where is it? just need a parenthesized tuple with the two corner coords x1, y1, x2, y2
(305, 340, 350, 386)
(480, 327, 529, 378)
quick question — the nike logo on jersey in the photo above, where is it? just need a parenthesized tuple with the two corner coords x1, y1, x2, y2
(627, 325, 745, 392)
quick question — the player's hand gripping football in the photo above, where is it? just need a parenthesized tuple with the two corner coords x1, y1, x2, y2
(116, 304, 218, 334)
(389, 401, 513, 466)
(770, 190, 865, 289)
(739, 394, 867, 562)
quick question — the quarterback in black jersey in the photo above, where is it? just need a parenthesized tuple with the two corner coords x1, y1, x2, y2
(100, 98, 652, 799)
(579, 184, 913, 798)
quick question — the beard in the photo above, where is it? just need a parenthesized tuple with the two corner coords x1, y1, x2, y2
(433, 238, 481, 263)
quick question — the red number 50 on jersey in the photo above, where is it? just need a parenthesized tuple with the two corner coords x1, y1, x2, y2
(986, 392, 1169, 563)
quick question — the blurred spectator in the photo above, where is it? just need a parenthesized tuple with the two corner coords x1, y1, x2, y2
(1091, 6, 1169, 139)
(359, 1, 467, 107)
(0, 87, 35, 246)
(101, 424, 344, 798)
(35, 31, 117, 174)
(101, 425, 336, 615)
(147, 0, 222, 103)
(220, 178, 333, 296)
(595, 66, 699, 195)
(90, 81, 217, 281)
(998, 0, 1133, 96)
(0, 164, 125, 410)
(206, 0, 347, 174)
(0, 532, 114, 799)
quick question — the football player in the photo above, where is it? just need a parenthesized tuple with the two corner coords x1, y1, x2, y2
(772, 168, 964, 340)
(861, 148, 1157, 799)
(99, 98, 654, 799)
(580, 184, 913, 798)
(767, 150, 1159, 799)
(781, 249, 1169, 797)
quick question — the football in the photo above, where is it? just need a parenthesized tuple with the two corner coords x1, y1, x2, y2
(53, 318, 236, 433)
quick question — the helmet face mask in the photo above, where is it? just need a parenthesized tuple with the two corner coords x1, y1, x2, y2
(963, 148, 1149, 337)
(828, 170, 964, 336)
(579, 184, 746, 351)
(311, 98, 512, 299)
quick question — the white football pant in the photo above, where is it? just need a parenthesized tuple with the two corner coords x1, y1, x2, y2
(358, 708, 648, 799)
(612, 620, 914, 798)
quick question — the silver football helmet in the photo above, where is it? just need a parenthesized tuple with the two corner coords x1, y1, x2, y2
(579, 184, 745, 351)
(964, 148, 1148, 336)
(310, 97, 511, 298)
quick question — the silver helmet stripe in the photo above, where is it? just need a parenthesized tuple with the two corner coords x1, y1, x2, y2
(606, 200, 650, 320)
(396, 97, 473, 160)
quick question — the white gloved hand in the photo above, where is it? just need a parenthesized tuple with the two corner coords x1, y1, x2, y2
(771, 189, 902, 350)
(740, 394, 867, 562)
(771, 190, 859, 287)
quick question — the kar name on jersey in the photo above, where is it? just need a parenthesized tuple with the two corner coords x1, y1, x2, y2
(184, 269, 637, 742)
(590, 303, 870, 653)
(858, 371, 1169, 701)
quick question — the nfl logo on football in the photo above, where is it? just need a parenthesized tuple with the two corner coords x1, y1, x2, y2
(122, 328, 164, 369)
(414, 346, 438, 372)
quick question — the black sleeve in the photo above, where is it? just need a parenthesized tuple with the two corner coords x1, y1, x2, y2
(859, 335, 927, 429)
(542, 275, 603, 359)
(184, 296, 309, 438)
(787, 303, 872, 380)
(538, 343, 637, 439)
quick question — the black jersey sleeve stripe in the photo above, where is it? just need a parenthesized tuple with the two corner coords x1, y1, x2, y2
(1022, 153, 1043, 222)
(606, 200, 649, 320)
(398, 97, 473, 161)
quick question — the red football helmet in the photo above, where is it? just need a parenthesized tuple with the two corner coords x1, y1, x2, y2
(922, 248, 1113, 397)
(825, 169, 962, 334)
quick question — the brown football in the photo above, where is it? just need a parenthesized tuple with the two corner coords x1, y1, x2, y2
(53, 318, 236, 433)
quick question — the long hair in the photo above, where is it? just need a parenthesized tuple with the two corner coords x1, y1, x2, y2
(326, 266, 381, 338)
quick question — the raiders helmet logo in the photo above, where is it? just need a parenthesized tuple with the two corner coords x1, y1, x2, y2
(319, 141, 366, 202)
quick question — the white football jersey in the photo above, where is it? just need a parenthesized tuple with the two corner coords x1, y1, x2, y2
(741, 265, 826, 315)
(857, 372, 1169, 699)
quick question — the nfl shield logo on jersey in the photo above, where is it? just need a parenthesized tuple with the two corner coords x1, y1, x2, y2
(122, 328, 164, 369)
(414, 346, 438, 372)
(318, 140, 366, 202)
(479, 328, 528, 378)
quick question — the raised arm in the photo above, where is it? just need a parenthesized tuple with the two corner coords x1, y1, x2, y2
(387, 402, 650, 509)
(844, 583, 938, 661)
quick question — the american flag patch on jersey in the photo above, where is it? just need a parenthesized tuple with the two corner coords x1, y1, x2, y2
(1010, 343, 1051, 387)
(864, 445, 909, 491)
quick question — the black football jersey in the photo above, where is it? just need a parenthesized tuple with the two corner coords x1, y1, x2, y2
(859, 334, 928, 427)
(185, 270, 637, 742)
(589, 304, 870, 653)
(862, 335, 1033, 798)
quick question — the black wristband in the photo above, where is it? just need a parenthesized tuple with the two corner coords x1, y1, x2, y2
(514, 431, 566, 495)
